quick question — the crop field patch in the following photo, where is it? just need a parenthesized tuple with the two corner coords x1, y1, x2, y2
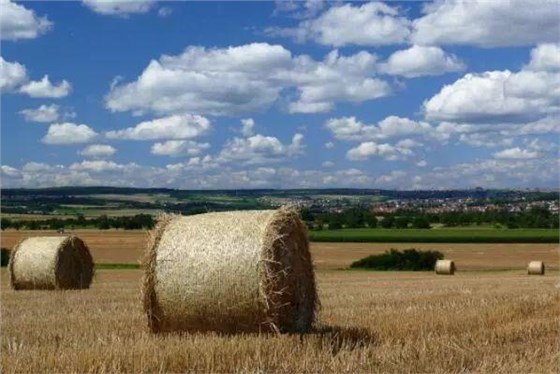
(1, 268, 558, 373)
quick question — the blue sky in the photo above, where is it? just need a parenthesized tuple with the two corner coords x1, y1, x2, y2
(1, 0, 559, 189)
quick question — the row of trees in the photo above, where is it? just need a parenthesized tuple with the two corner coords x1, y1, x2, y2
(301, 206, 558, 230)
(1, 214, 155, 231)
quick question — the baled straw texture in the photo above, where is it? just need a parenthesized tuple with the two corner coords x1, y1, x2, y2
(435, 259, 455, 275)
(527, 261, 545, 275)
(143, 207, 318, 334)
(9, 236, 94, 290)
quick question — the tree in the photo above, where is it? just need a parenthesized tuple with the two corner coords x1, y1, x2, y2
(98, 215, 111, 230)
(380, 216, 395, 229)
(365, 213, 378, 228)
(344, 208, 365, 228)
(412, 216, 431, 229)
(395, 216, 410, 229)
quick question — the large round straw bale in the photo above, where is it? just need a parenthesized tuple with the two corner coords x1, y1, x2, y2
(527, 261, 545, 275)
(9, 236, 94, 290)
(435, 259, 455, 275)
(143, 207, 318, 334)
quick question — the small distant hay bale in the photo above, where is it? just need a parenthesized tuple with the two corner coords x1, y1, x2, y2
(9, 236, 94, 290)
(435, 259, 455, 275)
(142, 207, 318, 334)
(527, 261, 545, 275)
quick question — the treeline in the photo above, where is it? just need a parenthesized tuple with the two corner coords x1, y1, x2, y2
(301, 206, 558, 230)
(1, 214, 154, 231)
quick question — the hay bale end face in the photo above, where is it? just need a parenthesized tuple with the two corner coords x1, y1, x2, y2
(143, 208, 318, 334)
(527, 261, 545, 275)
(435, 259, 455, 275)
(9, 236, 94, 290)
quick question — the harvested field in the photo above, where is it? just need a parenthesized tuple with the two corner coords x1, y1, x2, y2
(1, 230, 558, 270)
(1, 268, 558, 373)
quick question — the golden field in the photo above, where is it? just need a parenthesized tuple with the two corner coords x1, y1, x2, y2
(1, 230, 559, 373)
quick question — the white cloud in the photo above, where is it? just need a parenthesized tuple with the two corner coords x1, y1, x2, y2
(0, 57, 27, 91)
(82, 0, 155, 16)
(416, 160, 427, 167)
(241, 118, 255, 137)
(458, 133, 514, 148)
(1, 165, 22, 179)
(424, 45, 560, 123)
(322, 161, 334, 168)
(42, 123, 98, 145)
(324, 141, 334, 149)
(106, 43, 390, 116)
(494, 147, 538, 160)
(269, 2, 410, 47)
(151, 140, 210, 157)
(79, 144, 117, 158)
(217, 133, 304, 165)
(19, 104, 60, 123)
(2, 155, 558, 189)
(273, 0, 325, 19)
(346, 141, 414, 161)
(326, 115, 432, 141)
(412, 0, 560, 47)
(19, 75, 72, 98)
(380, 45, 465, 78)
(157, 6, 172, 18)
(526, 43, 560, 72)
(69, 160, 126, 171)
(0, 0, 52, 41)
(105, 114, 211, 141)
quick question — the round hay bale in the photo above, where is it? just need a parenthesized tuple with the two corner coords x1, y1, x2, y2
(9, 236, 94, 290)
(435, 259, 455, 275)
(142, 207, 318, 334)
(527, 261, 545, 275)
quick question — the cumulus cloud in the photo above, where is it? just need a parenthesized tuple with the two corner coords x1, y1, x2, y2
(105, 114, 211, 141)
(326, 115, 432, 141)
(268, 2, 410, 47)
(105, 43, 390, 116)
(423, 44, 560, 123)
(42, 123, 98, 145)
(217, 133, 304, 165)
(494, 147, 538, 160)
(0, 57, 27, 91)
(0, 0, 52, 41)
(346, 140, 417, 161)
(82, 0, 155, 16)
(412, 0, 560, 47)
(19, 75, 72, 98)
(2, 155, 558, 189)
(19, 104, 60, 123)
(526, 43, 560, 72)
(151, 140, 210, 157)
(241, 118, 255, 137)
(79, 144, 117, 158)
(380, 45, 465, 78)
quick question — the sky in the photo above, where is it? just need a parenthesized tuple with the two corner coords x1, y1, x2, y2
(1, 0, 559, 190)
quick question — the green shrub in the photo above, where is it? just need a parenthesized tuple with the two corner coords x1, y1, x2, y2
(350, 248, 444, 271)
(1, 248, 10, 267)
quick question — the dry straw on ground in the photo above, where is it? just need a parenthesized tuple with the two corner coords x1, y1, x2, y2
(435, 259, 455, 275)
(9, 236, 94, 290)
(527, 261, 545, 275)
(143, 207, 318, 334)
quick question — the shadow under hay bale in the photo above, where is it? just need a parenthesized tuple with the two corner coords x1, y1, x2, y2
(143, 207, 318, 334)
(9, 236, 94, 290)
(435, 259, 455, 275)
(527, 261, 545, 275)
